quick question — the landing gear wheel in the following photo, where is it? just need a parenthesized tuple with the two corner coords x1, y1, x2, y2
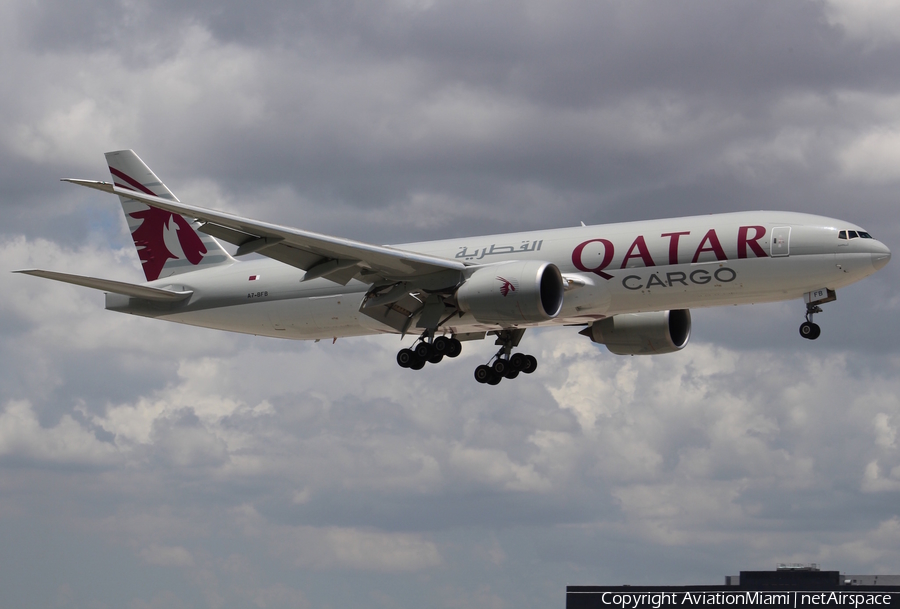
(492, 359, 509, 376)
(487, 374, 502, 385)
(474, 365, 493, 384)
(414, 342, 432, 360)
(522, 355, 538, 374)
(799, 321, 821, 340)
(504, 369, 520, 380)
(409, 357, 426, 370)
(427, 351, 444, 364)
(800, 301, 825, 341)
(509, 353, 526, 371)
(447, 338, 462, 358)
(432, 336, 451, 355)
(397, 349, 415, 368)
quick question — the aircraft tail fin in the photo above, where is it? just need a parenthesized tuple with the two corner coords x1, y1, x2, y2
(105, 150, 233, 281)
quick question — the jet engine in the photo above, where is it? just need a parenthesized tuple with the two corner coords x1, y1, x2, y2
(456, 261, 564, 324)
(580, 309, 691, 355)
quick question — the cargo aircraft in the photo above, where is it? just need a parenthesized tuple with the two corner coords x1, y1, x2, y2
(16, 151, 891, 384)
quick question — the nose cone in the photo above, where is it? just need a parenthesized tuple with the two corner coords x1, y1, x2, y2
(872, 241, 891, 271)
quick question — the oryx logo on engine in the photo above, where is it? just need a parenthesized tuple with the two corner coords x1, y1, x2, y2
(497, 276, 518, 296)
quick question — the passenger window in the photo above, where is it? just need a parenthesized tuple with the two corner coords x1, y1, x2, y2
(839, 230, 847, 240)
(848, 230, 859, 239)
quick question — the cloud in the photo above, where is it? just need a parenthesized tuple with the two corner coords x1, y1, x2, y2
(0, 399, 115, 466)
(839, 126, 900, 184)
(447, 444, 552, 492)
(821, 0, 900, 46)
(228, 504, 443, 572)
(322, 526, 443, 571)
(140, 544, 196, 568)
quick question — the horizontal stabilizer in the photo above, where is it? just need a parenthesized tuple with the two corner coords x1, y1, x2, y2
(14, 269, 192, 302)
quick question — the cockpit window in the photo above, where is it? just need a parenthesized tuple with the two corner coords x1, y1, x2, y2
(839, 229, 874, 240)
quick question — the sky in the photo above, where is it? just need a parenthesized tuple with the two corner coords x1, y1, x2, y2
(2, 0, 900, 607)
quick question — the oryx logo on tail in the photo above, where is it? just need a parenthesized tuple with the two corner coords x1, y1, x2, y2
(106, 150, 232, 281)
(128, 205, 208, 281)
(497, 276, 518, 296)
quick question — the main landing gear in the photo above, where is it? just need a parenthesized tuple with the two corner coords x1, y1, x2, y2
(473, 329, 537, 385)
(474, 352, 537, 385)
(396, 328, 538, 384)
(396, 334, 462, 370)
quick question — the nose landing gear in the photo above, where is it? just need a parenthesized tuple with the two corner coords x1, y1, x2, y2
(799, 310, 821, 340)
(799, 288, 835, 340)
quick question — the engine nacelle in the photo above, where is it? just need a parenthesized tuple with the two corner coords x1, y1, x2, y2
(581, 310, 691, 355)
(456, 261, 564, 324)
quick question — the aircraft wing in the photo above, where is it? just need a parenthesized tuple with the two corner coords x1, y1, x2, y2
(63, 179, 467, 286)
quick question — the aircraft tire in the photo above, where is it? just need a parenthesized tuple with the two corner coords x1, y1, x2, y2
(799, 322, 821, 340)
(505, 369, 520, 380)
(487, 373, 502, 385)
(409, 357, 426, 370)
(414, 342, 432, 359)
(447, 338, 462, 358)
(397, 349, 415, 368)
(810, 323, 821, 339)
(427, 351, 444, 364)
(509, 353, 526, 371)
(433, 336, 450, 355)
(523, 355, 538, 374)
(474, 365, 493, 383)
(492, 359, 509, 376)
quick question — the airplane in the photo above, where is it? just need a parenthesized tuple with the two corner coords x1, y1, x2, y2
(15, 150, 891, 384)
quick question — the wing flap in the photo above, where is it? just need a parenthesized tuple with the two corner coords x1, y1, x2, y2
(14, 269, 192, 302)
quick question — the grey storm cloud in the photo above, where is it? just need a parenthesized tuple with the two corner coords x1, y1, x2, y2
(2, 0, 900, 608)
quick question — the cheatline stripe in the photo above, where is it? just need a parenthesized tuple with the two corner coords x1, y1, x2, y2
(108, 166, 157, 196)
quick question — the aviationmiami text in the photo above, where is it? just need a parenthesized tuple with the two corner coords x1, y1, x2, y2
(587, 591, 895, 609)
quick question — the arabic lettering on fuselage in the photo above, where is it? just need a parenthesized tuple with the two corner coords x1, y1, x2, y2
(455, 240, 544, 261)
(572, 225, 768, 280)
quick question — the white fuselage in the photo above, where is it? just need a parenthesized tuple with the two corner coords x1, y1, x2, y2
(107, 211, 890, 340)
